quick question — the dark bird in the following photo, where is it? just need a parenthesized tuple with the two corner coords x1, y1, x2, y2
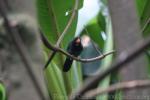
(63, 37, 83, 72)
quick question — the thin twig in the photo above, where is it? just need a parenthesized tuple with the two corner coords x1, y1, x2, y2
(56, 0, 79, 46)
(83, 80, 150, 99)
(41, 33, 115, 63)
(44, 0, 79, 69)
(0, 2, 46, 100)
(58, 49, 114, 62)
(44, 52, 56, 69)
(70, 36, 150, 100)
(141, 17, 150, 33)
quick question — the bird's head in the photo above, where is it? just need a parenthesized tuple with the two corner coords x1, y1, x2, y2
(74, 37, 82, 46)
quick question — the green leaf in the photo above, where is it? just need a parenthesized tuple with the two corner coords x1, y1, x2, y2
(83, 12, 106, 49)
(136, 0, 150, 36)
(98, 12, 106, 32)
(97, 17, 114, 100)
(70, 61, 83, 89)
(37, 0, 83, 48)
(45, 62, 67, 100)
(61, 61, 83, 94)
(136, 0, 148, 17)
(0, 83, 6, 100)
(44, 52, 67, 99)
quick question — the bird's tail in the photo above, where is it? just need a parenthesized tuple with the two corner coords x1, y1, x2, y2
(63, 58, 73, 72)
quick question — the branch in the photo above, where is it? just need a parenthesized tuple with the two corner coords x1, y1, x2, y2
(83, 80, 150, 99)
(44, 51, 56, 69)
(141, 17, 150, 33)
(70, 36, 150, 100)
(41, 33, 115, 63)
(0, 2, 46, 100)
(44, 0, 79, 69)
